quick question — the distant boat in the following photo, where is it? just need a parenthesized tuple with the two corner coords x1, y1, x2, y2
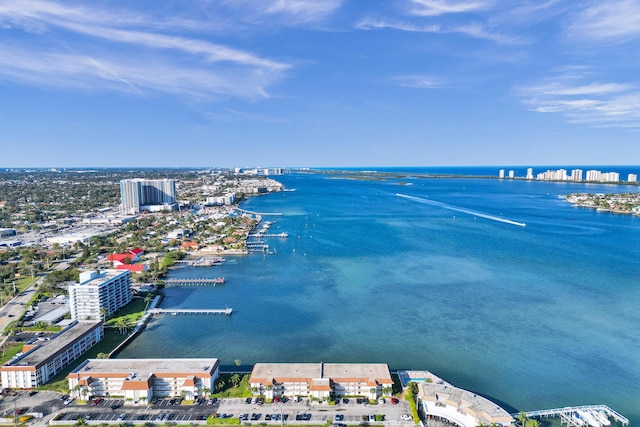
(283, 188, 296, 192)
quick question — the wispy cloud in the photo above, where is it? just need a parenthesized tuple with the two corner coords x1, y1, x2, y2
(408, 0, 492, 17)
(222, 0, 343, 25)
(0, 0, 289, 99)
(355, 17, 519, 44)
(567, 0, 640, 41)
(517, 71, 640, 128)
(391, 75, 444, 89)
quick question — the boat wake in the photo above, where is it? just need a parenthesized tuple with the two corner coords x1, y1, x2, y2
(396, 193, 527, 227)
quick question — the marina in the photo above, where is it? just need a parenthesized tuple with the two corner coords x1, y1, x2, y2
(517, 405, 628, 427)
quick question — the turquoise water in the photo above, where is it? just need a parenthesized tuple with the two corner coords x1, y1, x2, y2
(119, 170, 640, 424)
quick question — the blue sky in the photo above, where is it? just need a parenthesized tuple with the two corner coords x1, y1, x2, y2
(1, 0, 639, 168)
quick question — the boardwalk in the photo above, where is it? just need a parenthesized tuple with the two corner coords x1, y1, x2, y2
(515, 405, 628, 427)
(149, 308, 233, 315)
(163, 277, 225, 286)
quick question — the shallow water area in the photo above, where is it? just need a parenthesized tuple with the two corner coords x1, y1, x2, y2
(118, 169, 640, 425)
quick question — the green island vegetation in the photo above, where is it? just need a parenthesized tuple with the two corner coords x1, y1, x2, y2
(565, 192, 640, 216)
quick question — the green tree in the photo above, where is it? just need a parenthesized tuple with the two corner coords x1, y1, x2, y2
(517, 412, 529, 427)
(230, 374, 241, 388)
(234, 359, 241, 367)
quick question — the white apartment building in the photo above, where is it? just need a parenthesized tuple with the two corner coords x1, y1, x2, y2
(120, 178, 177, 214)
(498, 169, 505, 179)
(205, 193, 236, 206)
(67, 358, 220, 403)
(628, 174, 637, 183)
(1, 322, 103, 389)
(68, 270, 132, 322)
(526, 168, 533, 180)
(570, 169, 583, 181)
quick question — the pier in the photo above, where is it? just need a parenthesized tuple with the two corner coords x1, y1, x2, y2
(174, 257, 225, 267)
(149, 308, 233, 315)
(515, 405, 628, 427)
(237, 208, 283, 216)
(163, 277, 225, 286)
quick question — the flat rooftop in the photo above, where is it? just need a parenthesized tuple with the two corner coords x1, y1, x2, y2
(6, 322, 102, 368)
(251, 363, 391, 382)
(75, 269, 128, 286)
(70, 358, 220, 378)
(420, 382, 513, 425)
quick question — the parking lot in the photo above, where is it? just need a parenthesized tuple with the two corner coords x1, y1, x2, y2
(3, 391, 413, 426)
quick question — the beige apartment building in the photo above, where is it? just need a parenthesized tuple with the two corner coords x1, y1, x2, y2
(67, 358, 220, 403)
(249, 362, 393, 400)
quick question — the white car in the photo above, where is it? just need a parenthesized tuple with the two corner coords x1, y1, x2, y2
(401, 414, 413, 421)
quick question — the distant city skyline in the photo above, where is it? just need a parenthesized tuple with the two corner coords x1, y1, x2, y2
(1, 1, 640, 167)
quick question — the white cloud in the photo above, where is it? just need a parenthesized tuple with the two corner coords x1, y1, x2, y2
(408, 0, 491, 16)
(222, 0, 343, 25)
(517, 73, 640, 128)
(0, 0, 289, 99)
(355, 17, 518, 44)
(567, 0, 640, 41)
(391, 75, 443, 89)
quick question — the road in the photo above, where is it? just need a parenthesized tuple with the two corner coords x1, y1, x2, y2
(0, 254, 78, 339)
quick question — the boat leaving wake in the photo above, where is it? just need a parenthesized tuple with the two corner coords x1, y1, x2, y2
(396, 193, 527, 227)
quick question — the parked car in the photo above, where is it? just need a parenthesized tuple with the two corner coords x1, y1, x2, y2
(391, 397, 399, 405)
(401, 414, 413, 420)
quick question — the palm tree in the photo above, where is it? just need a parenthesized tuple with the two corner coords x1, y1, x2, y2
(234, 359, 242, 367)
(517, 412, 529, 427)
(115, 318, 128, 334)
(144, 293, 153, 310)
(230, 374, 241, 387)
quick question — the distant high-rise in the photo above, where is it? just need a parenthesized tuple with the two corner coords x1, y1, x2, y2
(508, 170, 515, 179)
(499, 169, 505, 179)
(628, 174, 637, 183)
(526, 168, 533, 180)
(120, 178, 177, 214)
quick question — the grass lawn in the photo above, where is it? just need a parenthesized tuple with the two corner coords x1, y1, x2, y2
(0, 343, 24, 365)
(104, 297, 146, 327)
(212, 374, 252, 398)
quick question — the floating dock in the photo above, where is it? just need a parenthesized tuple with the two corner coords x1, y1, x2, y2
(515, 405, 628, 427)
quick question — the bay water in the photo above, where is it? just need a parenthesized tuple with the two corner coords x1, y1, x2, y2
(118, 168, 640, 424)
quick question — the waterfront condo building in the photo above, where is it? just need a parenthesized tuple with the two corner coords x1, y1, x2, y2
(120, 178, 177, 214)
(67, 358, 220, 403)
(1, 322, 103, 389)
(249, 362, 393, 400)
(68, 270, 132, 322)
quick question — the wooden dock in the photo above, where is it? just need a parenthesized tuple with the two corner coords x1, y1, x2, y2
(163, 278, 225, 286)
(149, 308, 233, 315)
